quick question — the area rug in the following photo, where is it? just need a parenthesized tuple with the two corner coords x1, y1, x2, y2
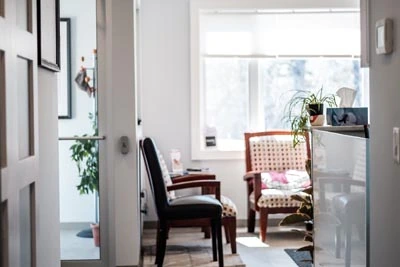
(284, 249, 312, 267)
(143, 245, 245, 267)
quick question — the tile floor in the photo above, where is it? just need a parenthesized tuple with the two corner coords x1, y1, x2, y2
(60, 225, 100, 260)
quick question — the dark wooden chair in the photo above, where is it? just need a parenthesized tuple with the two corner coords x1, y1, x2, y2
(154, 148, 237, 254)
(243, 130, 311, 242)
(169, 174, 237, 253)
(140, 137, 224, 267)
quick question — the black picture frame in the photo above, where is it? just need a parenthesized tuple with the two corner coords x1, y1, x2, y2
(37, 0, 60, 72)
(58, 18, 72, 119)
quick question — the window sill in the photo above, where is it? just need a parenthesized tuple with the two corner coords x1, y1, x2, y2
(191, 149, 245, 160)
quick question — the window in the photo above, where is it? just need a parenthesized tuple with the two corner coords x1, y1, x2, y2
(190, 1, 367, 160)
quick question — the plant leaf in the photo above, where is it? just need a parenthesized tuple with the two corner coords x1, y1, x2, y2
(280, 213, 311, 225)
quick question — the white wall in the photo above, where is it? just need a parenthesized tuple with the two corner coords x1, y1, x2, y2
(140, 0, 246, 221)
(59, 0, 97, 223)
(369, 1, 400, 266)
(140, 0, 360, 222)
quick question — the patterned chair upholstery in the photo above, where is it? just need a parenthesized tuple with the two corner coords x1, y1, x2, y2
(157, 149, 237, 253)
(243, 131, 311, 242)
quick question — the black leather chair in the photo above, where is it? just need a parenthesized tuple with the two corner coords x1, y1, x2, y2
(140, 137, 224, 267)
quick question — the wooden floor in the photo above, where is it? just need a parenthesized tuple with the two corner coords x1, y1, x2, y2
(142, 228, 244, 267)
(142, 226, 309, 267)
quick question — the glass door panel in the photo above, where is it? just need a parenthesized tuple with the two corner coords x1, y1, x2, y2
(312, 129, 369, 267)
(58, 0, 101, 261)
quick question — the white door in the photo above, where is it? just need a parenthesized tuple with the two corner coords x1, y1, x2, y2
(0, 0, 40, 266)
(58, 0, 141, 266)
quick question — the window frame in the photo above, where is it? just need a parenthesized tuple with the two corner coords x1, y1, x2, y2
(190, 0, 361, 160)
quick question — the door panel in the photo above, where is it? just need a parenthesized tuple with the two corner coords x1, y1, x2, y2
(1, 0, 38, 266)
(19, 183, 35, 267)
(1, 201, 9, 267)
(0, 51, 6, 168)
(0, 0, 4, 17)
(16, 57, 33, 159)
(16, 0, 28, 31)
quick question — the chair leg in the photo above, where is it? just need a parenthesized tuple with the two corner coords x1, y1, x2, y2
(224, 220, 230, 244)
(166, 225, 170, 239)
(155, 222, 160, 264)
(357, 223, 365, 241)
(248, 208, 256, 233)
(345, 223, 352, 267)
(156, 221, 168, 267)
(224, 216, 237, 254)
(203, 226, 211, 239)
(335, 225, 342, 258)
(211, 219, 217, 262)
(215, 218, 224, 267)
(259, 208, 268, 242)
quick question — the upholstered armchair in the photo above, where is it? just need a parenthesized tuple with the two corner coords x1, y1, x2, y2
(243, 131, 311, 242)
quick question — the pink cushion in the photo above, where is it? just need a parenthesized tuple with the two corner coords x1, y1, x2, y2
(261, 170, 310, 190)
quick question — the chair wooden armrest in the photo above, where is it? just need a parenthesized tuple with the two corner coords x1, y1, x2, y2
(167, 180, 221, 201)
(171, 174, 216, 183)
(243, 171, 261, 181)
(243, 172, 262, 205)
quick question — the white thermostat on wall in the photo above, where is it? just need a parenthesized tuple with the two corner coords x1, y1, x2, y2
(375, 18, 394, 55)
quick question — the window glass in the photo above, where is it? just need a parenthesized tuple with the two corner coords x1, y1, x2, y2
(259, 58, 363, 129)
(204, 58, 249, 150)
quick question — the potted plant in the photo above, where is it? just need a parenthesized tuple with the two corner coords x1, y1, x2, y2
(70, 112, 100, 246)
(280, 187, 314, 262)
(281, 87, 337, 263)
(285, 86, 337, 148)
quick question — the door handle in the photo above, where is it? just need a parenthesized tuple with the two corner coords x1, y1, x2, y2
(58, 136, 106, 141)
(119, 136, 130, 155)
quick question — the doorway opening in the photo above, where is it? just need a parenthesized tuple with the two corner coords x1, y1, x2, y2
(57, 0, 101, 261)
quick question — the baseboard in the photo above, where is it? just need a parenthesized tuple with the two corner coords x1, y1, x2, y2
(143, 218, 283, 229)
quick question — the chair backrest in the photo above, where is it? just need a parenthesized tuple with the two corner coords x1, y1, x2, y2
(244, 131, 310, 173)
(140, 137, 170, 218)
(156, 150, 176, 199)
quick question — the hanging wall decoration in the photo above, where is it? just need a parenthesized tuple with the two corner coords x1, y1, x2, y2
(37, 0, 61, 72)
(58, 18, 72, 118)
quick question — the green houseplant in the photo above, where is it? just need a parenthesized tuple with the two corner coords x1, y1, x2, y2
(285, 86, 337, 148)
(280, 187, 314, 261)
(281, 87, 337, 262)
(70, 113, 100, 246)
(70, 113, 99, 195)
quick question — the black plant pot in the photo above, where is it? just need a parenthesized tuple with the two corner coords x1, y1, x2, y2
(305, 220, 314, 231)
(308, 104, 324, 116)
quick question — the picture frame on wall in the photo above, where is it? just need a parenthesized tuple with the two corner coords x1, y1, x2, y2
(37, 0, 60, 72)
(58, 18, 72, 119)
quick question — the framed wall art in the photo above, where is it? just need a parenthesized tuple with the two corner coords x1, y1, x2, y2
(37, 0, 60, 72)
(57, 18, 72, 119)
